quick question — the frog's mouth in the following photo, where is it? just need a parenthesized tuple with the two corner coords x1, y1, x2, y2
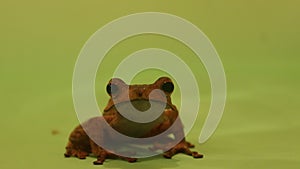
(130, 99, 170, 112)
(112, 99, 172, 138)
(131, 99, 151, 112)
(113, 99, 172, 124)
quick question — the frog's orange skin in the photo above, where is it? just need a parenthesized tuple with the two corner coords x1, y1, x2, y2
(64, 77, 203, 165)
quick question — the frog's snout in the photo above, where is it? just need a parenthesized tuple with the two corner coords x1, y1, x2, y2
(137, 91, 143, 97)
(134, 86, 147, 98)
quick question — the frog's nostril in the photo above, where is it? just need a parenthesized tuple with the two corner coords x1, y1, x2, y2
(137, 87, 145, 97)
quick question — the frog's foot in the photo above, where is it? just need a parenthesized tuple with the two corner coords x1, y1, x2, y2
(90, 142, 113, 165)
(74, 151, 89, 159)
(185, 141, 195, 148)
(64, 143, 89, 159)
(64, 148, 72, 158)
(93, 151, 109, 165)
(118, 155, 138, 163)
(163, 141, 203, 159)
(64, 149, 89, 159)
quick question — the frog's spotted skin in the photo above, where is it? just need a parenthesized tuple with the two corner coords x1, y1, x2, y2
(64, 77, 203, 165)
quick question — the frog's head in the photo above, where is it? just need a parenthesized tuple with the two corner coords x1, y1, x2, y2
(104, 77, 175, 112)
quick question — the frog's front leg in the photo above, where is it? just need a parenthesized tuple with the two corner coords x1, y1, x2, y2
(163, 139, 203, 159)
(89, 140, 108, 165)
(149, 110, 203, 159)
(164, 117, 204, 159)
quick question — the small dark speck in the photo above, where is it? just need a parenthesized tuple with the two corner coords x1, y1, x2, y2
(51, 129, 59, 135)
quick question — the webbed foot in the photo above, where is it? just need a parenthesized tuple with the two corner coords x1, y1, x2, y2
(64, 143, 89, 159)
(163, 141, 203, 159)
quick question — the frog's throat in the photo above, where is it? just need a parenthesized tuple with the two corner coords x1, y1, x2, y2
(104, 99, 174, 113)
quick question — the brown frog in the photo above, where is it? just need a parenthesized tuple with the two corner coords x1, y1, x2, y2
(64, 77, 203, 165)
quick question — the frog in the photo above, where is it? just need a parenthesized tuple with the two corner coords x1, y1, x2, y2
(64, 77, 203, 165)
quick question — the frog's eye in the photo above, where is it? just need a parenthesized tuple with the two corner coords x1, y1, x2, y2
(161, 82, 174, 93)
(106, 83, 119, 95)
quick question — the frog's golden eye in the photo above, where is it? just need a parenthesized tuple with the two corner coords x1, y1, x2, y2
(106, 83, 119, 95)
(161, 81, 174, 93)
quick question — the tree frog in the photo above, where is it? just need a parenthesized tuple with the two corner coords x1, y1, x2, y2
(64, 77, 203, 165)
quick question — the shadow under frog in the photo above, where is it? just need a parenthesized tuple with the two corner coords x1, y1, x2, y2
(64, 77, 203, 165)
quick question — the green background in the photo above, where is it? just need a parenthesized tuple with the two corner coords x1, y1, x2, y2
(1, 0, 299, 168)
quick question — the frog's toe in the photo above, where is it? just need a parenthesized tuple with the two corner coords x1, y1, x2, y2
(93, 156, 106, 165)
(163, 147, 178, 159)
(78, 156, 87, 159)
(163, 151, 174, 159)
(192, 152, 204, 158)
(180, 145, 203, 159)
(186, 141, 195, 148)
(74, 151, 88, 159)
(64, 145, 73, 157)
(125, 157, 138, 163)
(93, 160, 104, 165)
(64, 153, 71, 158)
(93, 152, 107, 165)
